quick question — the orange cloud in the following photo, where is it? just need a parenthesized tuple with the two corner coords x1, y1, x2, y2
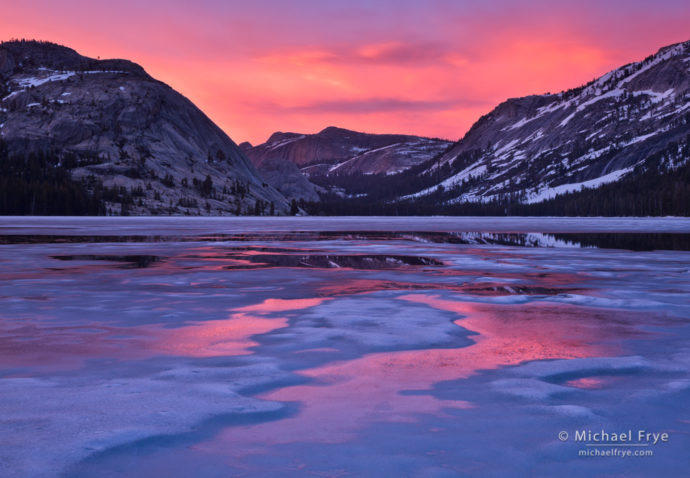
(1, 1, 688, 144)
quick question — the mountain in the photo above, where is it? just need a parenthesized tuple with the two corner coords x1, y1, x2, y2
(304, 39, 689, 216)
(238, 140, 321, 202)
(244, 126, 452, 177)
(0, 40, 289, 215)
(395, 39, 690, 206)
(242, 126, 452, 204)
(4, 39, 686, 217)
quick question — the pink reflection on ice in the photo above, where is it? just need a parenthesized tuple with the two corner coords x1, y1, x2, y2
(398, 295, 623, 365)
(565, 377, 614, 389)
(0, 298, 327, 370)
(0, 314, 285, 370)
(236, 298, 328, 313)
(152, 298, 328, 357)
(316, 270, 588, 298)
(152, 313, 287, 358)
(202, 294, 639, 456)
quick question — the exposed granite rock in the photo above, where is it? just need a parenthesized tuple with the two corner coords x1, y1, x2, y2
(239, 140, 321, 202)
(0, 40, 289, 215)
(245, 126, 452, 176)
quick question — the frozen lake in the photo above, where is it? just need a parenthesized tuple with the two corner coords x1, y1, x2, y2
(1, 217, 689, 477)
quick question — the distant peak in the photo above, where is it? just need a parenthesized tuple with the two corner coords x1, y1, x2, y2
(266, 131, 303, 144)
(318, 126, 356, 136)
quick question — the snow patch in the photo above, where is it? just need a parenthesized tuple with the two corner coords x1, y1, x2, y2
(524, 167, 633, 204)
(493, 139, 519, 157)
(10, 69, 131, 95)
(525, 129, 544, 142)
(619, 43, 686, 87)
(633, 88, 675, 104)
(1, 90, 23, 102)
(560, 89, 625, 127)
(535, 100, 569, 116)
(558, 111, 577, 128)
(506, 116, 535, 130)
(401, 164, 488, 200)
(15, 71, 76, 88)
(622, 131, 659, 147)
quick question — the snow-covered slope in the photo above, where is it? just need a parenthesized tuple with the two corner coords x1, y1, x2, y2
(399, 39, 690, 205)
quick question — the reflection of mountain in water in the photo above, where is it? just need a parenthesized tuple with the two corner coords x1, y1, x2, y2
(3, 230, 690, 251)
(549, 233, 690, 251)
(447, 231, 690, 250)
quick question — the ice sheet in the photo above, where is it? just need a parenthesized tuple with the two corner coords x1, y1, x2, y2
(0, 220, 688, 477)
(2, 216, 690, 236)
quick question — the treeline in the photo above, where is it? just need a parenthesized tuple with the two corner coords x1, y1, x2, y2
(306, 129, 690, 217)
(303, 193, 507, 216)
(511, 160, 690, 216)
(0, 142, 105, 215)
(2, 137, 687, 216)
(306, 159, 690, 217)
(0, 140, 277, 216)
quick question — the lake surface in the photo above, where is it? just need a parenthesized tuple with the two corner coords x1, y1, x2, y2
(1, 217, 689, 477)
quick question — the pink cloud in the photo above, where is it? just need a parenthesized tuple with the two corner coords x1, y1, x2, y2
(1, 1, 688, 144)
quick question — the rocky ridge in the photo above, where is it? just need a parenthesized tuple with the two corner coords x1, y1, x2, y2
(0, 40, 289, 215)
(400, 40, 690, 204)
(245, 126, 451, 176)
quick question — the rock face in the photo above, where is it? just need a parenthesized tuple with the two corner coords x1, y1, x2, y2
(239, 141, 321, 202)
(245, 126, 452, 177)
(400, 40, 690, 204)
(0, 40, 289, 215)
(242, 126, 452, 202)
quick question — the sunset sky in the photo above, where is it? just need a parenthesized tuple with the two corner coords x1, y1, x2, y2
(2, 0, 689, 144)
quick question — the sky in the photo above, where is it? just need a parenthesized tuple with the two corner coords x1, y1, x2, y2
(2, 0, 689, 144)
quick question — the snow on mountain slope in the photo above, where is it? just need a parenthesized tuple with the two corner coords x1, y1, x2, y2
(401, 39, 690, 204)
